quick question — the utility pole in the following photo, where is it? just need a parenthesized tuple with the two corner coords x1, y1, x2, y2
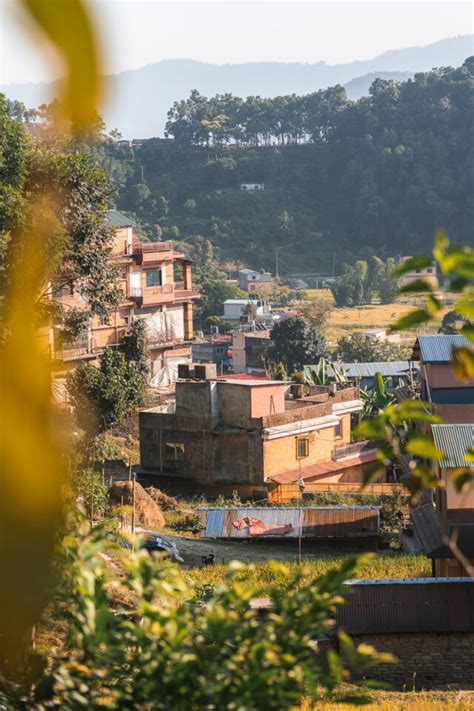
(131, 473, 136, 534)
(275, 243, 294, 281)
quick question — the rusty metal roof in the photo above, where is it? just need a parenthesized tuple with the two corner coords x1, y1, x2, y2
(269, 451, 378, 484)
(431, 424, 474, 468)
(338, 578, 474, 634)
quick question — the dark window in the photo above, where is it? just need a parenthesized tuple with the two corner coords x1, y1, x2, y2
(334, 420, 343, 439)
(53, 282, 73, 299)
(296, 438, 309, 458)
(146, 268, 163, 287)
(165, 442, 184, 462)
(427, 268, 433, 274)
(415, 269, 421, 274)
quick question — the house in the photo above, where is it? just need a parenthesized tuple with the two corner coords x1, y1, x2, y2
(230, 327, 271, 374)
(412, 335, 474, 422)
(240, 183, 264, 191)
(238, 268, 273, 293)
(192, 335, 231, 372)
(337, 578, 474, 689)
(139, 375, 380, 499)
(411, 423, 474, 577)
(222, 299, 270, 322)
(398, 255, 438, 288)
(46, 210, 199, 401)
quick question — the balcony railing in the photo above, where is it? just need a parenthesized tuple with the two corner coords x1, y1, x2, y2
(331, 440, 375, 461)
(129, 286, 143, 297)
(125, 241, 173, 256)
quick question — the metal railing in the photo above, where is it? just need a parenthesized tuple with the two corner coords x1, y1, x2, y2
(125, 241, 173, 255)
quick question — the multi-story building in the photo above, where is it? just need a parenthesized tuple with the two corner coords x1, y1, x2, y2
(45, 210, 198, 401)
(230, 328, 271, 374)
(398, 256, 438, 288)
(238, 268, 273, 293)
(138, 376, 379, 500)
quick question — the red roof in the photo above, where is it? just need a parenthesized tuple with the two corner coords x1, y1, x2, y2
(218, 372, 269, 380)
(269, 452, 378, 484)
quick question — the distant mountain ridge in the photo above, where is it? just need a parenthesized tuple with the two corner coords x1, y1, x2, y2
(1, 34, 472, 138)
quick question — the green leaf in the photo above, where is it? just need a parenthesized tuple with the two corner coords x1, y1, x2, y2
(451, 347, 474, 380)
(362, 461, 387, 487)
(397, 279, 434, 294)
(455, 299, 474, 319)
(451, 467, 474, 493)
(461, 323, 474, 342)
(389, 309, 430, 332)
(405, 433, 444, 460)
(395, 255, 433, 276)
(425, 292, 441, 314)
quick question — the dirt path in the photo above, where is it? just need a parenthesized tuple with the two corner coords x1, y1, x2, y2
(156, 532, 378, 567)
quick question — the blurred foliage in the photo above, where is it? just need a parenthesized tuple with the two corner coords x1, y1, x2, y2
(3, 526, 392, 709)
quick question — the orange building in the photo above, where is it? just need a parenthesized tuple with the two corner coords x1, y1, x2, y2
(139, 376, 384, 500)
(45, 210, 198, 402)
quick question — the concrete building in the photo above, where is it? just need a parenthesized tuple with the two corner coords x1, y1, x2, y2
(398, 255, 438, 288)
(412, 335, 474, 422)
(238, 268, 273, 293)
(192, 335, 231, 373)
(222, 299, 270, 322)
(230, 328, 271, 374)
(139, 377, 377, 499)
(45, 210, 199, 402)
(304, 361, 420, 392)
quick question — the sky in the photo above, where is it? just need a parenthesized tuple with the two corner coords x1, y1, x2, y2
(0, 0, 472, 85)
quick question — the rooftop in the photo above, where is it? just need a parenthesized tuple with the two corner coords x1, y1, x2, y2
(413, 334, 471, 363)
(431, 424, 474, 468)
(305, 361, 419, 379)
(107, 209, 133, 228)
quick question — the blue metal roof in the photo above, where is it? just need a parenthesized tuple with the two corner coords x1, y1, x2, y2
(107, 209, 133, 228)
(305, 361, 419, 379)
(431, 424, 474, 468)
(416, 335, 471, 363)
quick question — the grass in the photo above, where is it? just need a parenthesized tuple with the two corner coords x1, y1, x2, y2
(300, 689, 474, 710)
(184, 553, 431, 593)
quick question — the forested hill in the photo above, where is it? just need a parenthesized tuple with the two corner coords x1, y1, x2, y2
(110, 61, 474, 273)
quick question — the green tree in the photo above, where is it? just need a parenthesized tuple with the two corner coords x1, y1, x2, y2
(337, 332, 409, 362)
(68, 348, 146, 439)
(270, 316, 327, 372)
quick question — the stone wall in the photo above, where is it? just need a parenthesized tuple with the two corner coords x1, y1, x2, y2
(350, 632, 474, 689)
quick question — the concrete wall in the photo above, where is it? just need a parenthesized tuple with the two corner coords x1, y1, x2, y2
(263, 425, 336, 478)
(250, 384, 287, 417)
(218, 383, 252, 427)
(350, 632, 474, 689)
(436, 403, 474, 422)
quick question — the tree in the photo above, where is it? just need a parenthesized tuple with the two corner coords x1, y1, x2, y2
(337, 332, 409, 362)
(360, 372, 396, 417)
(68, 348, 147, 440)
(297, 299, 333, 332)
(270, 316, 327, 372)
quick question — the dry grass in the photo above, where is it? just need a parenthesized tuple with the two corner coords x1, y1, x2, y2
(300, 689, 474, 710)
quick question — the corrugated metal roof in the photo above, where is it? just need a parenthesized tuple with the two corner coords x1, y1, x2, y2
(431, 424, 474, 468)
(197, 506, 381, 539)
(338, 578, 474, 633)
(305, 362, 419, 379)
(107, 209, 133, 228)
(411, 503, 450, 557)
(415, 335, 471, 363)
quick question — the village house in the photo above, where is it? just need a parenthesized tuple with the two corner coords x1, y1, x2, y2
(398, 255, 438, 288)
(240, 182, 264, 191)
(44, 210, 199, 402)
(412, 423, 474, 577)
(412, 334, 474, 422)
(304, 361, 420, 392)
(139, 375, 381, 500)
(230, 327, 271, 374)
(192, 334, 231, 373)
(238, 268, 273, 293)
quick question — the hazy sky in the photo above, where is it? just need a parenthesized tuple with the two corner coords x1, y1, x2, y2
(0, 1, 472, 85)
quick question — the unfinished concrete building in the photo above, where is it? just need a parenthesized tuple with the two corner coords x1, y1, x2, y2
(139, 377, 378, 499)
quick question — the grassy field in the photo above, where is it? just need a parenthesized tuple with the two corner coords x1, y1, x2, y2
(301, 689, 474, 710)
(184, 553, 431, 593)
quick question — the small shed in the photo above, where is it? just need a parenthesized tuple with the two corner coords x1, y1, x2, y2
(196, 506, 381, 539)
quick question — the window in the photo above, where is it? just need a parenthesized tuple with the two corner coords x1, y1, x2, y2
(296, 437, 309, 458)
(216, 346, 224, 356)
(146, 268, 163, 287)
(165, 442, 185, 462)
(415, 269, 421, 274)
(334, 419, 343, 439)
(427, 268, 433, 274)
(53, 282, 73, 299)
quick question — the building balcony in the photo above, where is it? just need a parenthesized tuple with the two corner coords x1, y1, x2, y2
(128, 283, 177, 306)
(125, 241, 174, 264)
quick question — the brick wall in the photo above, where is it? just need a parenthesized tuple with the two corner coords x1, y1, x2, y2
(350, 632, 474, 689)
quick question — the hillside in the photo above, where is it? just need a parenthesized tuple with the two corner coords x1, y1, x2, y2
(106, 61, 474, 273)
(1, 35, 472, 138)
